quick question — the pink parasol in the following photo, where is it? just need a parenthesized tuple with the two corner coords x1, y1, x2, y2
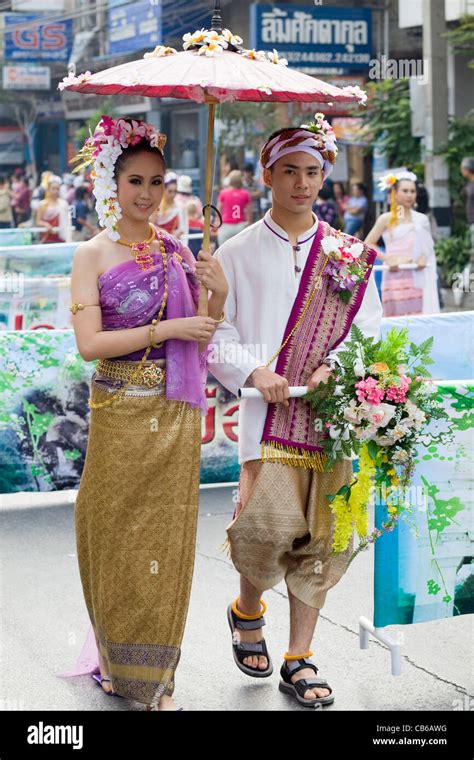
(59, 1, 366, 313)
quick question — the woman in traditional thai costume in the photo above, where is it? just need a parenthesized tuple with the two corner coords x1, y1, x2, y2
(36, 177, 72, 243)
(150, 172, 187, 239)
(365, 171, 440, 317)
(67, 116, 228, 710)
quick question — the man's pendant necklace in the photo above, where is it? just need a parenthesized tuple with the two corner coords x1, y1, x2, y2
(292, 244, 302, 274)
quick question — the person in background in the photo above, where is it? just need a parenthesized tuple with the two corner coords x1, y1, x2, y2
(36, 177, 72, 243)
(175, 174, 203, 216)
(72, 186, 98, 241)
(11, 174, 32, 226)
(415, 182, 443, 309)
(62, 174, 77, 205)
(0, 176, 13, 228)
(343, 181, 368, 236)
(242, 163, 263, 221)
(221, 155, 240, 187)
(217, 169, 252, 246)
(312, 183, 339, 228)
(332, 181, 349, 219)
(186, 200, 205, 258)
(365, 170, 439, 317)
(151, 172, 187, 239)
(460, 157, 474, 249)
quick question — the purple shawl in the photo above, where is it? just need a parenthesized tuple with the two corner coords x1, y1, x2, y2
(98, 229, 208, 414)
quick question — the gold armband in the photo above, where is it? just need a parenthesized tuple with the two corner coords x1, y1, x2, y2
(69, 303, 100, 315)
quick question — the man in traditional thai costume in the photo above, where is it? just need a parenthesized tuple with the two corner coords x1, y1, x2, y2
(208, 115, 382, 707)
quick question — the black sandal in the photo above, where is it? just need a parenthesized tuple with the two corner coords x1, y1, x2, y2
(279, 656, 334, 707)
(227, 598, 273, 678)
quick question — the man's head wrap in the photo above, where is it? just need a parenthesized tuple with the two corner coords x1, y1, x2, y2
(260, 113, 338, 180)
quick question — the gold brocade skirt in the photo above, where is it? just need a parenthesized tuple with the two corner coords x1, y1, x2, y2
(75, 363, 201, 705)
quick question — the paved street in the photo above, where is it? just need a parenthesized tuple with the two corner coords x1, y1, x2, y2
(1, 487, 472, 712)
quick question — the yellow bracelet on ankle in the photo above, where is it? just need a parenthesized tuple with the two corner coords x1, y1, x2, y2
(232, 597, 267, 620)
(283, 650, 313, 661)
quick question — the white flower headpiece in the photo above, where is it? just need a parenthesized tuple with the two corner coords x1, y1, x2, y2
(378, 169, 417, 192)
(70, 115, 167, 241)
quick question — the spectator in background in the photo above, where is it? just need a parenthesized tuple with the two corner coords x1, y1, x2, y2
(62, 174, 77, 205)
(460, 157, 474, 249)
(11, 175, 32, 226)
(36, 177, 72, 243)
(175, 174, 203, 216)
(332, 181, 349, 218)
(343, 181, 368, 236)
(415, 182, 443, 309)
(313, 183, 339, 228)
(242, 163, 263, 221)
(151, 172, 187, 239)
(72, 186, 98, 241)
(221, 154, 240, 187)
(217, 169, 252, 246)
(0, 176, 13, 228)
(186, 200, 205, 258)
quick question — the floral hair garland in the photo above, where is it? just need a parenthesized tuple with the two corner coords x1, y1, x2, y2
(70, 115, 167, 241)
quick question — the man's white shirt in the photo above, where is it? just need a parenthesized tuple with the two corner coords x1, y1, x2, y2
(208, 210, 383, 464)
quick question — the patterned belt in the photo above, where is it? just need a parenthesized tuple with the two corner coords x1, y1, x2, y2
(95, 358, 166, 388)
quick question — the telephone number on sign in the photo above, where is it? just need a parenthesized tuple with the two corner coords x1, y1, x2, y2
(286, 52, 371, 64)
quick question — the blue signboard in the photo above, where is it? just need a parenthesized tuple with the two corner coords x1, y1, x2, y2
(5, 13, 72, 62)
(250, 4, 372, 71)
(108, 0, 162, 56)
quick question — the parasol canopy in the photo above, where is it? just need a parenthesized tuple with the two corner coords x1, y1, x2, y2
(59, 1, 366, 314)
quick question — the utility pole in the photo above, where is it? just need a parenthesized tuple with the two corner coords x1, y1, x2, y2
(422, 0, 450, 237)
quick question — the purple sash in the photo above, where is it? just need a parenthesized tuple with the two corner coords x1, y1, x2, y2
(261, 222, 377, 469)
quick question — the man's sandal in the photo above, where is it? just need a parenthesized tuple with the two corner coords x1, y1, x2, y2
(279, 653, 334, 708)
(227, 597, 273, 678)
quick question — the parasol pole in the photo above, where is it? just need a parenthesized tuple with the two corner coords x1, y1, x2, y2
(198, 0, 223, 316)
(198, 98, 217, 315)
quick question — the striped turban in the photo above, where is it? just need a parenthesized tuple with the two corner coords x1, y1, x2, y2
(260, 126, 337, 180)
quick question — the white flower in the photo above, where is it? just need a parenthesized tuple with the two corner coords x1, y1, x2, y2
(144, 45, 177, 58)
(359, 401, 396, 428)
(334, 385, 344, 396)
(353, 357, 365, 378)
(343, 399, 365, 424)
(392, 449, 409, 464)
(242, 48, 267, 62)
(266, 48, 288, 66)
(222, 28, 243, 46)
(342, 85, 368, 105)
(348, 242, 363, 258)
(183, 28, 208, 50)
(321, 234, 341, 257)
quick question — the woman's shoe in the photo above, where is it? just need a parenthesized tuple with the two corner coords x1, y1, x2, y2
(91, 673, 123, 698)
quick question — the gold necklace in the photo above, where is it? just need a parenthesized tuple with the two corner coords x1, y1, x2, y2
(116, 223, 156, 270)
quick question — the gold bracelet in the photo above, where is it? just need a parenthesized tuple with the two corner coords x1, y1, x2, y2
(149, 319, 163, 349)
(69, 302, 100, 315)
(213, 311, 225, 324)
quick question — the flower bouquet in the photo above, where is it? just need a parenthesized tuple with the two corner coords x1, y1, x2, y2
(320, 233, 368, 303)
(305, 325, 450, 563)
